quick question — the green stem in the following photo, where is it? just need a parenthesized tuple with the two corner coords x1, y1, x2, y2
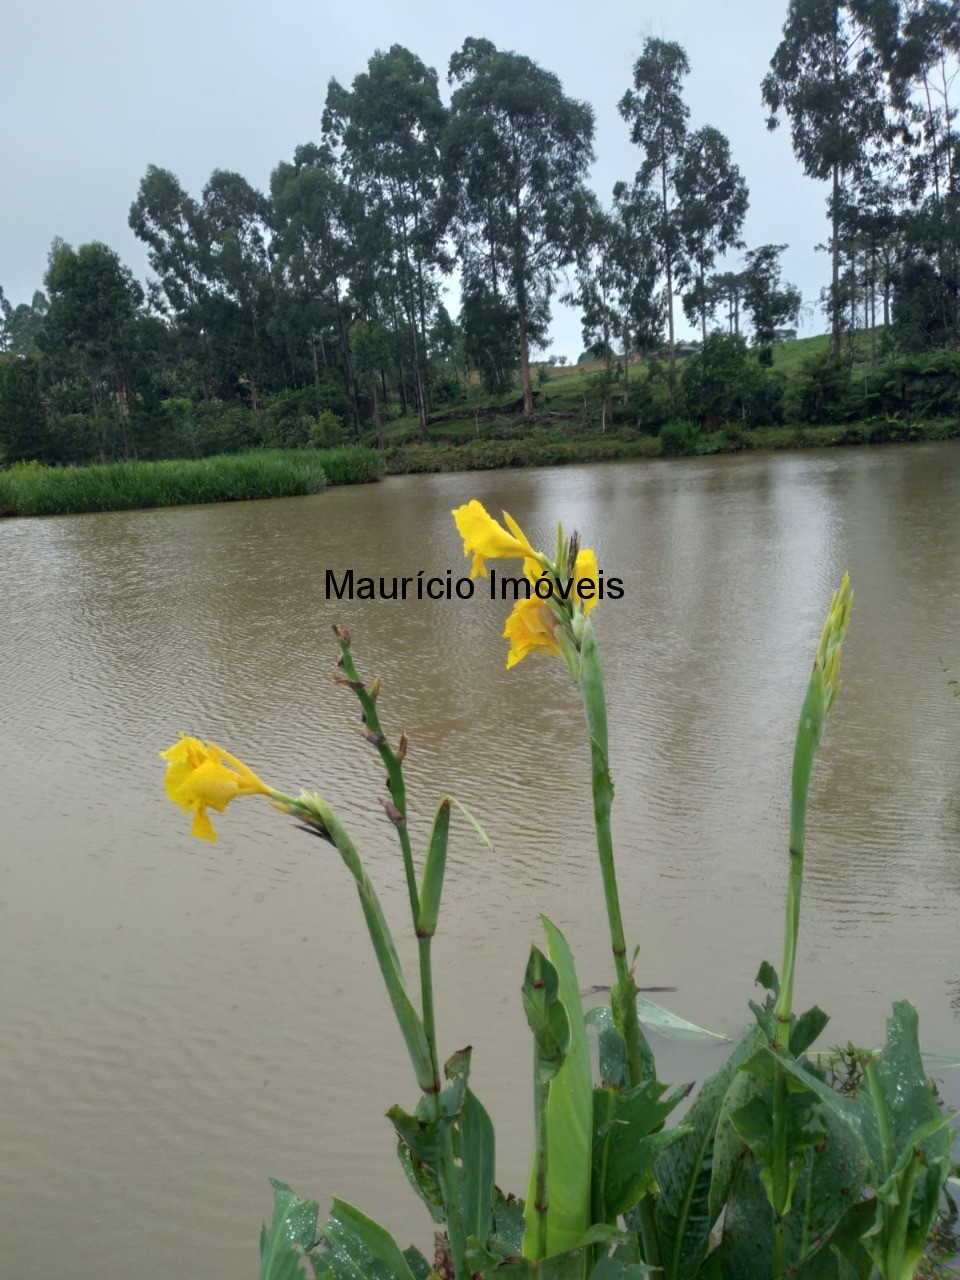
(418, 936, 441, 1090)
(289, 792, 436, 1093)
(335, 639, 468, 1278)
(578, 621, 660, 1272)
(337, 639, 420, 925)
(530, 1071, 551, 1261)
(772, 1058, 789, 1277)
(885, 1159, 917, 1280)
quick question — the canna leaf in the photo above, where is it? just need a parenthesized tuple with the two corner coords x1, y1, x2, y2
(258, 1179, 320, 1280)
(654, 1025, 763, 1280)
(314, 1199, 420, 1280)
(459, 1087, 496, 1246)
(523, 919, 592, 1259)
(592, 1078, 692, 1219)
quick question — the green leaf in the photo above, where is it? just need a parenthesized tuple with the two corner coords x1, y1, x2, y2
(259, 1179, 320, 1280)
(415, 797, 493, 940)
(395, 1139, 444, 1224)
(654, 1026, 762, 1280)
(401, 1248, 431, 1280)
(586, 1005, 630, 1090)
(388, 1102, 442, 1166)
(729, 1087, 827, 1215)
(416, 797, 451, 938)
(460, 1087, 496, 1245)
(708, 1068, 760, 1228)
(790, 1006, 829, 1056)
(773, 1002, 956, 1280)
(593, 1079, 692, 1218)
(490, 1189, 525, 1257)
(755, 962, 780, 998)
(522, 946, 571, 1083)
(635, 997, 729, 1043)
(714, 1152, 773, 1280)
(588, 1257, 651, 1280)
(315, 1199, 419, 1280)
(524, 918, 593, 1258)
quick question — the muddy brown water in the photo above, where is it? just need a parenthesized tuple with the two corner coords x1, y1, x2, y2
(1, 445, 959, 1278)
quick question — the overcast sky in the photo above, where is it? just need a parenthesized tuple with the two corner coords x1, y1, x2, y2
(2, 0, 833, 358)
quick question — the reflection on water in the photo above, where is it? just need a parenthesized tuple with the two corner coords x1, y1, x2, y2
(1, 444, 959, 1278)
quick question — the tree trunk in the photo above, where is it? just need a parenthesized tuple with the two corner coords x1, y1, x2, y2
(371, 378, 383, 450)
(518, 287, 534, 417)
(700, 264, 707, 348)
(661, 159, 676, 399)
(831, 163, 841, 359)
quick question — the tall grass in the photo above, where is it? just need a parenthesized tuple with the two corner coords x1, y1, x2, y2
(0, 447, 384, 518)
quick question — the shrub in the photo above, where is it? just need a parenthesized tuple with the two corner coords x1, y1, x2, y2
(659, 421, 700, 456)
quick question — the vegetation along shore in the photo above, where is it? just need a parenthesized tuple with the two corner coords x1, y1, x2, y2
(2, 14, 959, 511)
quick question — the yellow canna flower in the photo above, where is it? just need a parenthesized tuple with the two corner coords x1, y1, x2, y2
(161, 736, 275, 842)
(452, 500, 540, 578)
(572, 547, 600, 617)
(503, 598, 563, 668)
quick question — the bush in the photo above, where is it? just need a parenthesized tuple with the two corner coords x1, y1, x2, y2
(308, 410, 349, 450)
(659, 421, 700, 456)
(679, 332, 767, 426)
(783, 351, 852, 424)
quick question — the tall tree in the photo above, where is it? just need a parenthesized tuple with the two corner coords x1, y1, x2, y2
(0, 288, 48, 355)
(856, 0, 960, 345)
(446, 38, 595, 416)
(674, 126, 750, 346)
(618, 38, 691, 395)
(324, 45, 451, 438)
(199, 170, 274, 408)
(568, 186, 663, 394)
(741, 244, 803, 363)
(270, 142, 362, 432)
(705, 271, 749, 335)
(0, 356, 46, 462)
(129, 166, 211, 393)
(762, 0, 889, 357)
(39, 240, 145, 459)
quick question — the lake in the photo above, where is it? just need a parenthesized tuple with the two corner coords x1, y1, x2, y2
(1, 444, 958, 1278)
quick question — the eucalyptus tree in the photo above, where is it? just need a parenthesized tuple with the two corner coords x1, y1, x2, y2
(762, 0, 890, 357)
(445, 37, 596, 416)
(0, 288, 48, 356)
(130, 166, 207, 320)
(856, 0, 960, 344)
(674, 126, 749, 347)
(740, 244, 803, 363)
(0, 355, 46, 462)
(323, 45, 451, 438)
(618, 38, 690, 394)
(39, 240, 145, 459)
(198, 170, 275, 407)
(568, 185, 663, 392)
(270, 142, 362, 431)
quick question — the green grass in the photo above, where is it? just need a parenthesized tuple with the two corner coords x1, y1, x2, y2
(0, 446, 384, 518)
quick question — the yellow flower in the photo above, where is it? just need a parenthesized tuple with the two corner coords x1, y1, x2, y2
(161, 736, 274, 842)
(503, 549, 600, 667)
(503, 598, 563, 668)
(572, 547, 600, 617)
(452, 500, 540, 578)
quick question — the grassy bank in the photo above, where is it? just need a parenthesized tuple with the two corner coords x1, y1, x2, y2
(384, 416, 960, 475)
(0, 446, 384, 517)
(3, 417, 956, 515)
